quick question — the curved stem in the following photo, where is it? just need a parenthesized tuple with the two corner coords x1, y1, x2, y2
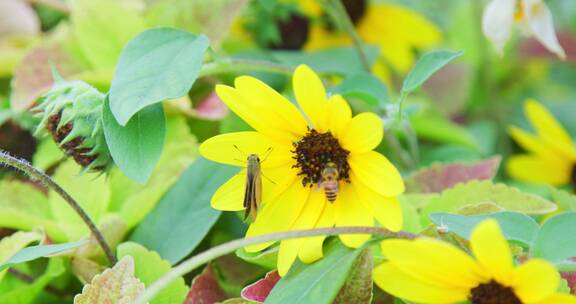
(135, 226, 415, 304)
(199, 58, 294, 77)
(327, 0, 371, 71)
(0, 151, 116, 265)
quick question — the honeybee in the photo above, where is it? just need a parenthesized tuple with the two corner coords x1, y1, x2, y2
(244, 154, 262, 221)
(318, 162, 339, 203)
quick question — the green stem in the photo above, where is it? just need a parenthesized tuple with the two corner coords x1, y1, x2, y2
(327, 0, 371, 72)
(199, 58, 294, 77)
(0, 150, 116, 265)
(135, 226, 415, 304)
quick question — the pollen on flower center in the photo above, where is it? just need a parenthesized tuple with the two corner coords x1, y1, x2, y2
(292, 128, 350, 187)
(469, 280, 522, 304)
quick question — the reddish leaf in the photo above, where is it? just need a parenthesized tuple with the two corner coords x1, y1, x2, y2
(561, 271, 576, 294)
(10, 45, 82, 111)
(240, 271, 280, 303)
(184, 265, 227, 304)
(406, 156, 501, 193)
(195, 92, 229, 120)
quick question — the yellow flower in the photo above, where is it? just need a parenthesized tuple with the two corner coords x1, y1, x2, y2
(304, 2, 442, 74)
(373, 219, 576, 304)
(482, 0, 565, 59)
(200, 64, 404, 275)
(507, 99, 576, 186)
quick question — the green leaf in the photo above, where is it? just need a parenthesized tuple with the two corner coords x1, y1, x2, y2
(130, 158, 238, 264)
(0, 231, 41, 281)
(49, 160, 110, 241)
(71, 0, 146, 68)
(107, 116, 197, 229)
(0, 239, 88, 272)
(429, 212, 539, 246)
(74, 256, 145, 304)
(0, 180, 64, 241)
(532, 212, 576, 263)
(411, 115, 478, 149)
(402, 50, 464, 94)
(550, 188, 576, 212)
(271, 46, 379, 75)
(333, 248, 373, 304)
(421, 181, 557, 225)
(406, 156, 501, 193)
(236, 247, 278, 270)
(103, 97, 166, 184)
(109, 27, 210, 125)
(265, 239, 365, 304)
(117, 242, 188, 304)
(333, 73, 390, 108)
(0, 258, 65, 304)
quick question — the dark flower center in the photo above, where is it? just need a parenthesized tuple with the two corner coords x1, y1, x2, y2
(469, 280, 522, 304)
(571, 163, 576, 191)
(270, 13, 310, 50)
(292, 129, 350, 187)
(323, 0, 367, 31)
(342, 0, 367, 25)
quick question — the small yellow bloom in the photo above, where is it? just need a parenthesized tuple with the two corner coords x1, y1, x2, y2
(200, 64, 404, 275)
(374, 219, 576, 304)
(305, 2, 442, 74)
(482, 0, 565, 59)
(303, 2, 441, 75)
(507, 99, 576, 186)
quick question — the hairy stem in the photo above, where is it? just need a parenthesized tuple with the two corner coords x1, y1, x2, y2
(135, 226, 415, 304)
(0, 151, 116, 265)
(327, 0, 371, 71)
(200, 58, 294, 77)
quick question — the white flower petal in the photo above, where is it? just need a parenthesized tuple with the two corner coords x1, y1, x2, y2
(522, 0, 566, 59)
(482, 0, 516, 56)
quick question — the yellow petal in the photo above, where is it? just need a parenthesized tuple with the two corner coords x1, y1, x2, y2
(234, 76, 309, 139)
(534, 293, 576, 304)
(293, 64, 329, 132)
(508, 126, 571, 164)
(298, 192, 334, 263)
(506, 154, 570, 186)
(380, 238, 486, 289)
(277, 238, 301, 276)
(211, 171, 245, 211)
(357, 4, 441, 72)
(199, 132, 291, 169)
(327, 95, 352, 139)
(245, 183, 310, 252)
(339, 113, 383, 153)
(470, 219, 514, 284)
(349, 151, 405, 197)
(524, 99, 575, 158)
(373, 263, 469, 303)
(215, 85, 296, 142)
(511, 259, 560, 303)
(335, 184, 373, 247)
(352, 175, 402, 231)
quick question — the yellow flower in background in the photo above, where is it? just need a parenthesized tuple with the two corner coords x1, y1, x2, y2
(200, 64, 404, 276)
(304, 1, 442, 74)
(507, 99, 576, 186)
(374, 219, 576, 304)
(482, 0, 565, 59)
